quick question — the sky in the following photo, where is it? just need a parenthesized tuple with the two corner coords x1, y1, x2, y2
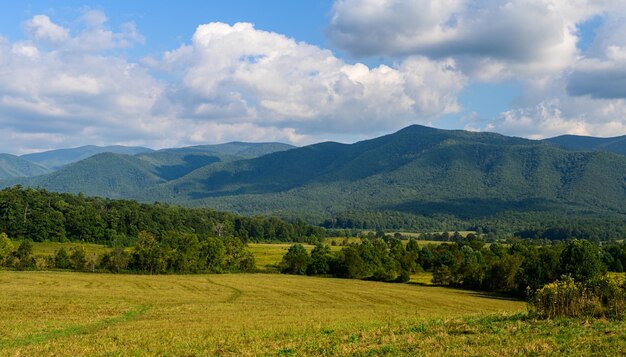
(1, 0, 626, 154)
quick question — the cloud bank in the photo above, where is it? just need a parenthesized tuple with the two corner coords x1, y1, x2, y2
(328, 0, 626, 138)
(2, 2, 626, 154)
(0, 11, 466, 153)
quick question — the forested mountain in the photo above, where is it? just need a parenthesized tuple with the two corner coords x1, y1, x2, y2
(5, 125, 626, 232)
(3, 142, 296, 198)
(142, 125, 626, 221)
(545, 134, 626, 156)
(0, 154, 52, 180)
(9, 153, 166, 198)
(21, 145, 154, 170)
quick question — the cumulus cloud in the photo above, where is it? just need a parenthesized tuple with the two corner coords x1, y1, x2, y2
(326, 0, 626, 138)
(154, 22, 466, 135)
(24, 15, 69, 44)
(327, 0, 620, 79)
(0, 13, 163, 154)
(0, 14, 469, 153)
(479, 4, 626, 138)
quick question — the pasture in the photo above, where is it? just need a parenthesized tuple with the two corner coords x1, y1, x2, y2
(0, 271, 527, 355)
(2, 271, 626, 355)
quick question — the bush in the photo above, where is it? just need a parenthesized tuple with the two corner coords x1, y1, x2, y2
(529, 275, 626, 319)
(280, 244, 310, 275)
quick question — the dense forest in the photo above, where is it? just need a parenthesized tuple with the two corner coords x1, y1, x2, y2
(0, 186, 326, 245)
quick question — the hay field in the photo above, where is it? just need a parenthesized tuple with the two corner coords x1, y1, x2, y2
(1, 271, 527, 355)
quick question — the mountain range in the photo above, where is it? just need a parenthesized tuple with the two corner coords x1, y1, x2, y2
(3, 126, 626, 228)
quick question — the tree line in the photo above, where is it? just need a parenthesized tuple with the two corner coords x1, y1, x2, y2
(0, 186, 329, 245)
(280, 235, 626, 296)
(0, 231, 255, 274)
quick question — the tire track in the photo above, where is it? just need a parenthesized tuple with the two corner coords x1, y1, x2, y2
(0, 305, 150, 350)
(206, 278, 243, 303)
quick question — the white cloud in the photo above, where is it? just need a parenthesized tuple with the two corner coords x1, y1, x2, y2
(326, 0, 626, 138)
(157, 22, 466, 135)
(0, 14, 469, 154)
(24, 15, 69, 44)
(327, 0, 621, 80)
(0, 14, 164, 154)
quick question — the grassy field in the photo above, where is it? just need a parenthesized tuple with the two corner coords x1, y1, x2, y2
(2, 271, 624, 355)
(0, 271, 521, 356)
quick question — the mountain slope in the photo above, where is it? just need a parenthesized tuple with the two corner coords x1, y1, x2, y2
(0, 154, 52, 180)
(7, 125, 626, 228)
(140, 125, 626, 220)
(4, 142, 297, 197)
(22, 145, 154, 170)
(12, 153, 165, 198)
(545, 134, 626, 155)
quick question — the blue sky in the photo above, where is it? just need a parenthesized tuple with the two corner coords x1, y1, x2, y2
(0, 1, 625, 154)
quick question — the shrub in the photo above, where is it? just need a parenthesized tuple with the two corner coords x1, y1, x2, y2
(529, 275, 626, 319)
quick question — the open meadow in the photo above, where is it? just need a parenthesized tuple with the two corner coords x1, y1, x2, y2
(2, 271, 625, 355)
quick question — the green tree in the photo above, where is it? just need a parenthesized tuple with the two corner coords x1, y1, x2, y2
(70, 246, 88, 271)
(307, 243, 332, 275)
(333, 244, 368, 279)
(280, 244, 310, 275)
(560, 240, 605, 282)
(200, 237, 225, 272)
(54, 248, 71, 269)
(132, 231, 164, 274)
(14, 240, 34, 270)
(161, 231, 201, 273)
(0, 232, 14, 266)
(100, 248, 129, 273)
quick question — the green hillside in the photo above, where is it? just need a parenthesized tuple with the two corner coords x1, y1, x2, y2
(145, 125, 626, 211)
(135, 142, 294, 180)
(7, 125, 626, 231)
(0, 154, 52, 180)
(2, 142, 297, 198)
(12, 153, 165, 198)
(21, 145, 153, 170)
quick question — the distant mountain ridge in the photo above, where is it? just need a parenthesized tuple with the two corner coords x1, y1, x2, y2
(545, 134, 626, 155)
(5, 125, 626, 226)
(0, 154, 52, 180)
(21, 145, 154, 170)
(4, 126, 626, 230)
(2, 142, 296, 197)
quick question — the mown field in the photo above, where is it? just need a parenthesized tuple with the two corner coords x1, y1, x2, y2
(2, 271, 625, 355)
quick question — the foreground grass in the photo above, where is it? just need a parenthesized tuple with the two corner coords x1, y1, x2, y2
(0, 271, 524, 355)
(1, 271, 624, 355)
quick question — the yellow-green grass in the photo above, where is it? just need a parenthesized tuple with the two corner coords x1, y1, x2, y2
(248, 243, 342, 272)
(248, 243, 300, 271)
(410, 271, 434, 285)
(3, 271, 624, 355)
(323, 237, 363, 245)
(0, 271, 530, 355)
